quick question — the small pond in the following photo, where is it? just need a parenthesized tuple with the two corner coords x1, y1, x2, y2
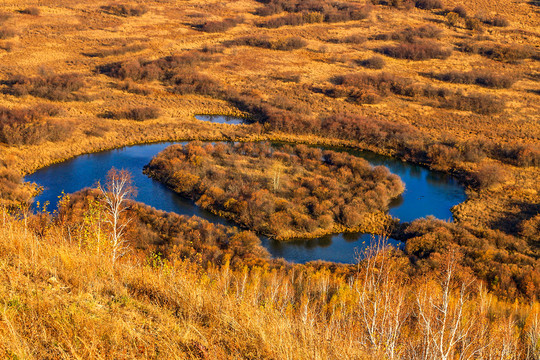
(195, 115, 245, 125)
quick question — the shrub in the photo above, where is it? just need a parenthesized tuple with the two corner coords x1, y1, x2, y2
(431, 70, 516, 88)
(0, 104, 67, 145)
(439, 93, 505, 115)
(414, 0, 443, 10)
(341, 33, 367, 44)
(358, 56, 386, 69)
(452, 5, 467, 18)
(482, 15, 510, 27)
(20, 7, 40, 16)
(101, 4, 147, 17)
(256, 1, 371, 27)
(117, 80, 151, 95)
(0, 41, 14, 52)
(0, 12, 11, 24)
(169, 71, 221, 96)
(102, 106, 160, 121)
(459, 42, 537, 63)
(465, 18, 483, 31)
(200, 18, 242, 33)
(0, 27, 16, 39)
(474, 164, 507, 188)
(4, 73, 85, 101)
(446, 12, 461, 27)
(379, 41, 452, 60)
(229, 35, 307, 51)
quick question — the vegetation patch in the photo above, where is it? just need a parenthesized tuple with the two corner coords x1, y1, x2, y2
(428, 70, 516, 88)
(3, 73, 85, 101)
(144, 142, 404, 239)
(227, 35, 307, 51)
(0, 104, 68, 145)
(101, 3, 147, 17)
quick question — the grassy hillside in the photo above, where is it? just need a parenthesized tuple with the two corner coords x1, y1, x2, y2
(0, 209, 538, 359)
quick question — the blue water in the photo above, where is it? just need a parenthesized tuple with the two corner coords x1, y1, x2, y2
(27, 140, 466, 264)
(195, 115, 245, 125)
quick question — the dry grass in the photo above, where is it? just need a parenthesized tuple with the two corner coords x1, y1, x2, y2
(0, 210, 538, 359)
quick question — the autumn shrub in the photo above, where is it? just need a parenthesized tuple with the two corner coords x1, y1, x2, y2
(60, 189, 269, 265)
(101, 3, 147, 17)
(379, 40, 451, 60)
(199, 17, 242, 32)
(0, 27, 16, 39)
(452, 5, 467, 18)
(116, 80, 151, 95)
(439, 92, 505, 115)
(358, 56, 386, 69)
(414, 0, 443, 10)
(97, 52, 221, 96)
(0, 41, 14, 52)
(20, 7, 40, 15)
(4, 73, 85, 101)
(168, 71, 221, 96)
(430, 70, 516, 88)
(229, 35, 307, 51)
(0, 12, 11, 24)
(458, 42, 537, 63)
(102, 106, 160, 121)
(0, 104, 69, 145)
(339, 33, 367, 44)
(474, 164, 508, 188)
(481, 15, 510, 27)
(385, 24, 443, 42)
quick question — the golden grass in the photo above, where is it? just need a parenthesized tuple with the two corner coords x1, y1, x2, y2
(0, 209, 538, 359)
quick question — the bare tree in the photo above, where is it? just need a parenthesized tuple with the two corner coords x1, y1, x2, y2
(98, 168, 136, 264)
(354, 234, 408, 359)
(414, 249, 478, 360)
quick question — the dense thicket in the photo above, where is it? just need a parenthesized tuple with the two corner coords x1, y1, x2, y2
(57, 189, 269, 266)
(255, 0, 372, 27)
(144, 142, 404, 239)
(400, 217, 539, 299)
(0, 104, 69, 145)
(3, 73, 85, 101)
(429, 70, 516, 88)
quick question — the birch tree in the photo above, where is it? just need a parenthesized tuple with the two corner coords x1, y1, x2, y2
(98, 168, 136, 264)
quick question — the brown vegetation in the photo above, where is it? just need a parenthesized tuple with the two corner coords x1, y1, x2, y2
(379, 40, 452, 60)
(101, 3, 147, 17)
(0, 104, 67, 145)
(100, 106, 161, 121)
(228, 35, 307, 51)
(144, 142, 404, 239)
(3, 73, 85, 101)
(429, 70, 516, 88)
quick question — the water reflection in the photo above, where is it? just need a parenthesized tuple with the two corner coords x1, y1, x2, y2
(195, 115, 245, 125)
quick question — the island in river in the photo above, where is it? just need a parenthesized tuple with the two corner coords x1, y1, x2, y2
(143, 142, 404, 240)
